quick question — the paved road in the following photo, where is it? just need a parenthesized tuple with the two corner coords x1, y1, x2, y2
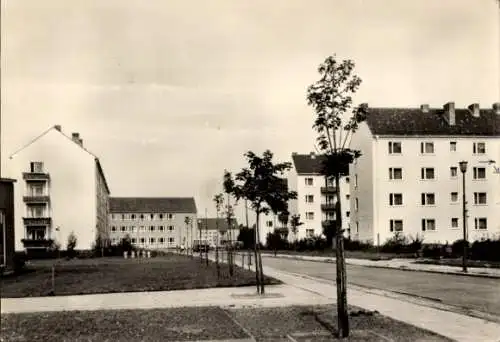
(230, 253, 500, 318)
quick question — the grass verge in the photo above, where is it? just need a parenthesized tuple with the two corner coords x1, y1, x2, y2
(415, 258, 500, 269)
(261, 249, 415, 261)
(0, 254, 281, 298)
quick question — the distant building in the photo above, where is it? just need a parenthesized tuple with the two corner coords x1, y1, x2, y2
(0, 178, 16, 272)
(286, 152, 351, 241)
(197, 217, 239, 247)
(108, 197, 197, 250)
(5, 125, 111, 253)
(350, 102, 500, 245)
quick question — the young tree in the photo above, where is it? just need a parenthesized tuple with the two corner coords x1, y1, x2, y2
(184, 216, 192, 258)
(229, 150, 297, 294)
(223, 170, 236, 276)
(213, 193, 224, 277)
(290, 214, 303, 242)
(66, 231, 77, 258)
(306, 54, 368, 338)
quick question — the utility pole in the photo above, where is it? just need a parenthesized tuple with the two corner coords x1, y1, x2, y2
(459, 161, 468, 273)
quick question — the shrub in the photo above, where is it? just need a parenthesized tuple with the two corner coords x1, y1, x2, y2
(380, 232, 408, 253)
(13, 252, 27, 273)
(344, 238, 372, 251)
(421, 244, 443, 259)
(66, 232, 78, 258)
(470, 239, 500, 262)
(451, 239, 469, 258)
(76, 250, 95, 259)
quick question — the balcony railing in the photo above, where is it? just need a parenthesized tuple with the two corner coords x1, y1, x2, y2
(321, 203, 336, 211)
(23, 195, 50, 203)
(21, 238, 54, 249)
(320, 186, 337, 194)
(322, 219, 336, 228)
(22, 172, 50, 181)
(23, 217, 52, 225)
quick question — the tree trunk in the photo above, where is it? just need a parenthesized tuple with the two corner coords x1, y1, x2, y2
(335, 174, 349, 337)
(255, 215, 265, 294)
(254, 213, 261, 294)
(199, 226, 203, 262)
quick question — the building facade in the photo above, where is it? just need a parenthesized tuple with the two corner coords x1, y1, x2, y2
(5, 125, 111, 252)
(108, 197, 197, 250)
(286, 152, 351, 241)
(0, 179, 16, 272)
(197, 218, 239, 247)
(349, 102, 500, 245)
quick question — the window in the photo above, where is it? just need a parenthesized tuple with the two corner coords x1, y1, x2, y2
(450, 192, 458, 203)
(111, 226, 117, 232)
(111, 214, 115, 220)
(346, 211, 350, 218)
(473, 167, 486, 180)
(167, 214, 174, 219)
(121, 226, 126, 232)
(306, 229, 314, 238)
(150, 214, 155, 220)
(388, 141, 402, 154)
(355, 198, 359, 211)
(421, 219, 436, 231)
(450, 141, 457, 151)
(121, 214, 126, 220)
(159, 214, 163, 219)
(149, 237, 156, 243)
(450, 167, 458, 178)
(159, 237, 165, 244)
(131, 214, 136, 220)
(266, 221, 273, 227)
(30, 162, 44, 173)
(355, 174, 358, 188)
(139, 226, 145, 232)
(345, 177, 350, 183)
(140, 238, 145, 243)
(306, 212, 314, 220)
(389, 193, 403, 206)
(420, 142, 434, 154)
(112, 238, 117, 244)
(421, 168, 435, 180)
(473, 142, 486, 154)
(421, 193, 435, 205)
(389, 168, 403, 180)
(451, 218, 459, 228)
(168, 237, 174, 243)
(346, 194, 350, 201)
(140, 214, 144, 220)
(474, 218, 487, 230)
(159, 225, 164, 231)
(474, 192, 487, 205)
(131, 238, 137, 243)
(356, 221, 359, 233)
(390, 219, 403, 232)
(150, 226, 155, 232)
(305, 195, 314, 203)
(168, 226, 174, 231)
(130, 226, 136, 232)
(305, 178, 314, 186)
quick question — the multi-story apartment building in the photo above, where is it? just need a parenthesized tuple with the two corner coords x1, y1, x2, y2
(196, 218, 239, 247)
(108, 197, 197, 250)
(5, 125, 111, 252)
(350, 102, 500, 245)
(286, 152, 350, 241)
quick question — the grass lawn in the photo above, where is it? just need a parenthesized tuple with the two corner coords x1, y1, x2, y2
(1, 305, 453, 342)
(415, 258, 500, 269)
(0, 254, 281, 298)
(261, 249, 415, 261)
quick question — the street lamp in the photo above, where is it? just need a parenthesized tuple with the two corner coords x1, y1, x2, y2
(458, 161, 468, 273)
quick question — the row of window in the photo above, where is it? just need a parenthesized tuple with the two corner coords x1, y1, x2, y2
(389, 217, 488, 232)
(387, 192, 488, 206)
(111, 225, 175, 232)
(304, 194, 349, 203)
(112, 237, 176, 244)
(388, 166, 487, 180)
(111, 213, 188, 221)
(304, 177, 351, 186)
(388, 141, 486, 155)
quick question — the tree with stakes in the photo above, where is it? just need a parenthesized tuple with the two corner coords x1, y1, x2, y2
(306, 54, 368, 338)
(227, 150, 297, 294)
(222, 170, 236, 276)
(213, 193, 224, 278)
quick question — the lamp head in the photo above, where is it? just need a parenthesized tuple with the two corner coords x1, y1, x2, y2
(459, 161, 468, 173)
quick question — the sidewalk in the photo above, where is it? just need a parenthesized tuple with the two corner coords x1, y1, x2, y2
(261, 252, 500, 278)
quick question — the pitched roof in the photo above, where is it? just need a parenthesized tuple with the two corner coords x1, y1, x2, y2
(365, 107, 500, 136)
(109, 197, 197, 214)
(197, 218, 238, 231)
(291, 153, 326, 175)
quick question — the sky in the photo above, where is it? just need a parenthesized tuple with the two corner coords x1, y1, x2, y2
(1, 0, 499, 224)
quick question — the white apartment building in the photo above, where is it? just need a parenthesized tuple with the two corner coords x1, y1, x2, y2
(286, 152, 350, 241)
(108, 197, 197, 250)
(5, 125, 111, 252)
(350, 102, 500, 246)
(197, 218, 239, 248)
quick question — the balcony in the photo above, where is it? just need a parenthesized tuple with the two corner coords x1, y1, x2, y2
(21, 238, 54, 249)
(322, 220, 336, 229)
(22, 172, 50, 181)
(320, 186, 337, 194)
(321, 203, 336, 211)
(23, 217, 52, 225)
(23, 195, 50, 204)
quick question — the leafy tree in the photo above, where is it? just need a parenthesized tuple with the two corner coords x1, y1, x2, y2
(66, 231, 77, 258)
(289, 214, 303, 242)
(223, 170, 236, 276)
(237, 226, 255, 249)
(306, 54, 368, 338)
(228, 150, 297, 294)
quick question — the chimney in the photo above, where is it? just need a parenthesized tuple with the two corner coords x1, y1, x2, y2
(54, 125, 62, 132)
(443, 102, 455, 126)
(468, 103, 480, 117)
(72, 133, 82, 146)
(493, 102, 500, 115)
(78, 138, 83, 146)
(420, 104, 430, 113)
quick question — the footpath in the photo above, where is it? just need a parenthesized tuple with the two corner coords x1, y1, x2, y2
(259, 252, 500, 279)
(2, 255, 500, 342)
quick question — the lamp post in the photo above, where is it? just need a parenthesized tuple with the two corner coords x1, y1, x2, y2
(459, 161, 468, 273)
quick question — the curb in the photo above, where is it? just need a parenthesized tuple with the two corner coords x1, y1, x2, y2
(262, 254, 500, 279)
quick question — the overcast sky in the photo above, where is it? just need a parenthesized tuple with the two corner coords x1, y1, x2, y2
(1, 0, 499, 222)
